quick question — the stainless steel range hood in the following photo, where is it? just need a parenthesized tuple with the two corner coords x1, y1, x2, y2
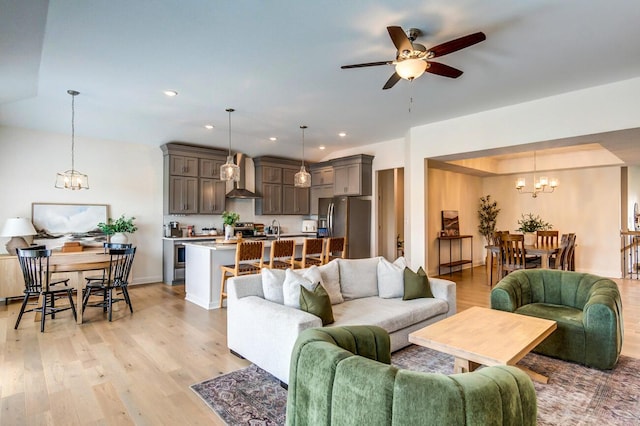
(226, 153, 261, 199)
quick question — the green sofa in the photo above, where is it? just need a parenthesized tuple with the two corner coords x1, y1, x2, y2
(286, 326, 537, 426)
(491, 269, 623, 370)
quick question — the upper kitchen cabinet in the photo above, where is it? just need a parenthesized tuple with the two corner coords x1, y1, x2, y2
(309, 162, 334, 214)
(170, 155, 198, 176)
(332, 154, 374, 196)
(161, 143, 228, 215)
(254, 156, 309, 215)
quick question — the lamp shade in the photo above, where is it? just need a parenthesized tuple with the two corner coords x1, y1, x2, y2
(395, 59, 427, 80)
(1, 217, 37, 237)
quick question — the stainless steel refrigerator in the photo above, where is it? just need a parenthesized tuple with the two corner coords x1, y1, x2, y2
(318, 197, 371, 259)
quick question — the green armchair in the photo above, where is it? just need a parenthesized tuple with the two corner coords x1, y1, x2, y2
(491, 269, 623, 370)
(286, 325, 537, 426)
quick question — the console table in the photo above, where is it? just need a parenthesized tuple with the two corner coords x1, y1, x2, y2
(437, 235, 473, 276)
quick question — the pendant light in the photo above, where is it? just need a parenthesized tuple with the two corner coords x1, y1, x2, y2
(220, 108, 240, 182)
(515, 151, 558, 198)
(55, 90, 89, 190)
(294, 125, 311, 187)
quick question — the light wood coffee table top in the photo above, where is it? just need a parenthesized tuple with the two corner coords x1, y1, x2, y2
(409, 306, 557, 383)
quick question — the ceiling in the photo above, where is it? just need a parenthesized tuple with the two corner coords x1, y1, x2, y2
(2, 0, 640, 164)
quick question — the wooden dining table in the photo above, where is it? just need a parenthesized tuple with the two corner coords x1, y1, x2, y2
(48, 250, 112, 324)
(485, 243, 560, 286)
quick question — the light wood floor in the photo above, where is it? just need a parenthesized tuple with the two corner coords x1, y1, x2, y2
(1, 267, 638, 425)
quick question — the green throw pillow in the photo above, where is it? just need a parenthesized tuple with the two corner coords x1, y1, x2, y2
(403, 266, 434, 300)
(299, 283, 335, 325)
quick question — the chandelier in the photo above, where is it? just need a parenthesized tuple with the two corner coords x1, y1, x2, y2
(55, 90, 89, 190)
(294, 125, 311, 187)
(220, 108, 240, 181)
(515, 151, 558, 198)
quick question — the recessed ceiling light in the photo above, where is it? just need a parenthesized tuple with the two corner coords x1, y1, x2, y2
(163, 90, 178, 97)
(338, 132, 347, 137)
(269, 137, 277, 141)
(319, 145, 326, 150)
(204, 124, 214, 130)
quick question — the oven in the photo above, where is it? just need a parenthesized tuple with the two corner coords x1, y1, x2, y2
(174, 243, 186, 269)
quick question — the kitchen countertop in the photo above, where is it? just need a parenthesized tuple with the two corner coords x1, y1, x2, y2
(162, 232, 316, 242)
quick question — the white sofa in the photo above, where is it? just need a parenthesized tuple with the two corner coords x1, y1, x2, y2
(226, 257, 456, 384)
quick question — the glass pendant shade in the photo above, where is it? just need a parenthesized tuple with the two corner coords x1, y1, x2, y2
(221, 108, 240, 181)
(56, 90, 89, 190)
(515, 151, 558, 198)
(395, 59, 427, 80)
(295, 125, 311, 187)
(294, 165, 311, 188)
(220, 155, 240, 182)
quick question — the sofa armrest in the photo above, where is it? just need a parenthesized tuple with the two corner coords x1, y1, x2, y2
(490, 271, 533, 312)
(583, 279, 623, 369)
(227, 274, 264, 300)
(227, 276, 322, 384)
(429, 277, 457, 316)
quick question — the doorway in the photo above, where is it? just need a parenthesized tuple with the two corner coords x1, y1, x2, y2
(377, 168, 404, 260)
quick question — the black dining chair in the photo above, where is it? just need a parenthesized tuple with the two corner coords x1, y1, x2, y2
(14, 248, 77, 332)
(82, 247, 136, 321)
(84, 242, 133, 284)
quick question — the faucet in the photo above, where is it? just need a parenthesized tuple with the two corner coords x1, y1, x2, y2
(271, 218, 281, 241)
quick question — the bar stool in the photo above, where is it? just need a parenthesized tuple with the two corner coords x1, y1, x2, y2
(323, 237, 346, 264)
(294, 238, 325, 269)
(219, 240, 265, 307)
(266, 239, 295, 270)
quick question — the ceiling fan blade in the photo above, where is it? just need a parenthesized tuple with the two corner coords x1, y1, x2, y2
(426, 62, 463, 78)
(341, 61, 392, 69)
(428, 32, 486, 58)
(382, 72, 401, 90)
(387, 26, 413, 54)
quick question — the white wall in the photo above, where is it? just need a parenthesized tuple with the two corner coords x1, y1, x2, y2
(409, 76, 640, 275)
(0, 126, 164, 284)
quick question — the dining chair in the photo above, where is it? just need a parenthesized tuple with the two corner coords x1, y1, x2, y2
(490, 231, 508, 284)
(293, 238, 325, 269)
(536, 230, 559, 246)
(500, 234, 538, 277)
(265, 239, 295, 270)
(323, 237, 346, 264)
(219, 240, 265, 308)
(553, 234, 571, 270)
(82, 247, 136, 322)
(85, 242, 133, 283)
(566, 233, 577, 271)
(14, 248, 77, 332)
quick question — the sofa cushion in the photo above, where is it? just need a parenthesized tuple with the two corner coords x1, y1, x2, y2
(377, 257, 407, 299)
(283, 267, 322, 309)
(403, 267, 433, 300)
(300, 284, 334, 325)
(330, 296, 448, 333)
(339, 257, 380, 300)
(318, 260, 344, 305)
(261, 268, 286, 304)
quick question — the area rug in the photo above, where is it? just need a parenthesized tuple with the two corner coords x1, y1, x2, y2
(191, 346, 640, 425)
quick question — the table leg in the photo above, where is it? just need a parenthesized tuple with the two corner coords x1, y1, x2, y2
(454, 358, 481, 374)
(541, 253, 550, 269)
(486, 252, 493, 286)
(516, 365, 549, 384)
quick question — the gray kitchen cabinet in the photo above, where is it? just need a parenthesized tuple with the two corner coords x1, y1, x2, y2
(161, 143, 228, 215)
(310, 184, 333, 214)
(311, 166, 334, 186)
(332, 154, 373, 196)
(199, 178, 226, 214)
(199, 157, 226, 179)
(254, 156, 309, 215)
(169, 176, 198, 214)
(170, 155, 198, 176)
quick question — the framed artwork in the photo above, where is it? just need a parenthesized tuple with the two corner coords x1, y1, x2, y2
(441, 210, 460, 236)
(31, 203, 109, 248)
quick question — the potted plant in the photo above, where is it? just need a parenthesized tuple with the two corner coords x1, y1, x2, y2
(222, 211, 240, 240)
(477, 195, 500, 244)
(516, 213, 552, 245)
(98, 215, 137, 244)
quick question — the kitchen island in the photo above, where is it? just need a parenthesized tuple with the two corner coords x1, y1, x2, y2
(183, 237, 308, 309)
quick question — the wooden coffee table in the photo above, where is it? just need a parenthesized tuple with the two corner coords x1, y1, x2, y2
(409, 306, 557, 383)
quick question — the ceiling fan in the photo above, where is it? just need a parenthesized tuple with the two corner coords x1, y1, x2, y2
(341, 26, 486, 90)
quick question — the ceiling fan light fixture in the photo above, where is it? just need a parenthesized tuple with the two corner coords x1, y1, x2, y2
(395, 59, 427, 80)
